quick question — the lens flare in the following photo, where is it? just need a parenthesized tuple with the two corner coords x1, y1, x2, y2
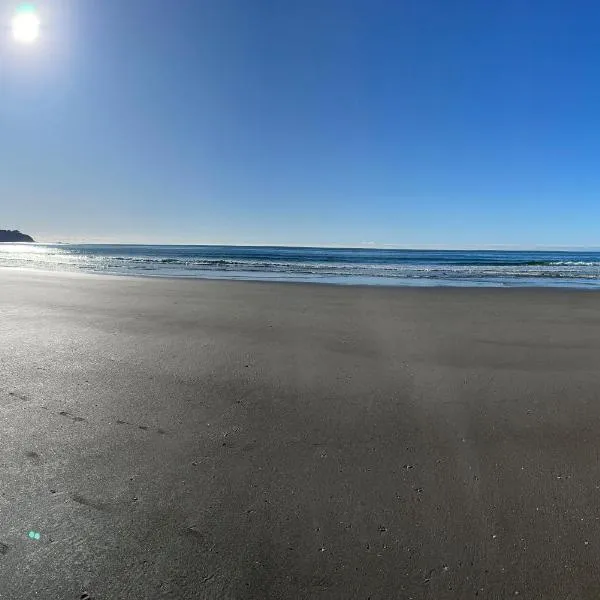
(12, 5, 40, 43)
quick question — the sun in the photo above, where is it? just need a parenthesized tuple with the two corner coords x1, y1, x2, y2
(12, 5, 40, 44)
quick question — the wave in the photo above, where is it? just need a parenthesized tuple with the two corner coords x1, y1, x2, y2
(3, 245, 600, 286)
(6, 258, 600, 278)
(100, 257, 600, 269)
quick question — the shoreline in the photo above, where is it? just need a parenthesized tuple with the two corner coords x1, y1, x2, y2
(3, 265, 600, 291)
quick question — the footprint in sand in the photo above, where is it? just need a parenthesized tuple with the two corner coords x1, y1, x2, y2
(58, 411, 86, 422)
(71, 494, 109, 512)
(116, 419, 166, 435)
(25, 451, 41, 464)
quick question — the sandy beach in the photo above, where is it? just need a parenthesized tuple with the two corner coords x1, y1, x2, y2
(2, 269, 600, 598)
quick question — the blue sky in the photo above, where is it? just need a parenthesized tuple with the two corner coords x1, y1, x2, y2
(1, 0, 599, 247)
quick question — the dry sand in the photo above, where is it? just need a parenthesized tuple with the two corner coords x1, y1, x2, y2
(1, 269, 600, 598)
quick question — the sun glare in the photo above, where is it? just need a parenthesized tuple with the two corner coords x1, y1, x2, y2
(12, 5, 40, 44)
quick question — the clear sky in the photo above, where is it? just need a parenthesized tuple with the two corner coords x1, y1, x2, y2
(1, 0, 599, 247)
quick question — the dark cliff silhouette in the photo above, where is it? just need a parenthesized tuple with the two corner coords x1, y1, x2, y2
(0, 230, 35, 242)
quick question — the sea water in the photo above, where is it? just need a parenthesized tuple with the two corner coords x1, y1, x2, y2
(2, 244, 600, 287)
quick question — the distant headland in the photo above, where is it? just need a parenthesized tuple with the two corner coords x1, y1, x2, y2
(0, 230, 35, 243)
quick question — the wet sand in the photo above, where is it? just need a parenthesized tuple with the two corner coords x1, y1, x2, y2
(2, 269, 600, 598)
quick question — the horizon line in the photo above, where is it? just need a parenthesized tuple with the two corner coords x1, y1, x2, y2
(30, 240, 600, 252)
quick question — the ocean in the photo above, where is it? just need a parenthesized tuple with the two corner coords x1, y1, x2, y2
(2, 244, 600, 287)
